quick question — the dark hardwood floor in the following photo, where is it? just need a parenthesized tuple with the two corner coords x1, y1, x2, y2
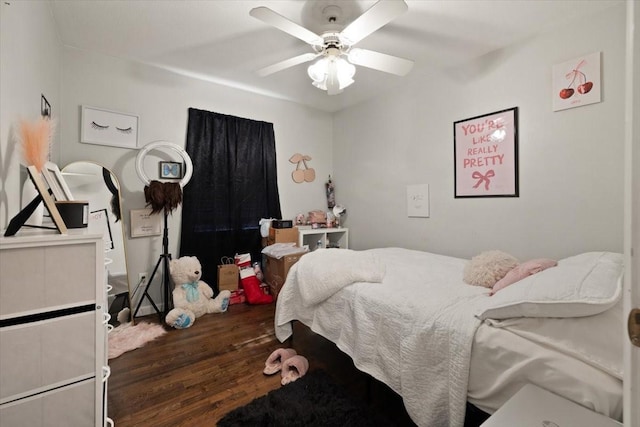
(108, 302, 417, 427)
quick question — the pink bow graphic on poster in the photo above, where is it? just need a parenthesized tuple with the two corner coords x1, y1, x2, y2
(472, 170, 495, 190)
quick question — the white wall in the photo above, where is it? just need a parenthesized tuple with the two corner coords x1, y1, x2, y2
(0, 1, 61, 228)
(60, 48, 333, 312)
(333, 5, 627, 261)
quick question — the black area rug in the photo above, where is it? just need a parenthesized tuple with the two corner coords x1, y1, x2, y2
(218, 369, 397, 427)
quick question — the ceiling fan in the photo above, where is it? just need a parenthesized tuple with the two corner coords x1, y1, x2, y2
(250, 0, 414, 95)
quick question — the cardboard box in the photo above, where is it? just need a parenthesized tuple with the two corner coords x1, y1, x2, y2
(264, 252, 305, 300)
(267, 226, 298, 245)
(268, 281, 284, 301)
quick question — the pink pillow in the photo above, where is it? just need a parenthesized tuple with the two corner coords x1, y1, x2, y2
(490, 259, 558, 295)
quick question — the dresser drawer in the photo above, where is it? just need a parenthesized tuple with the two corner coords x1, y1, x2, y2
(0, 378, 96, 427)
(0, 242, 97, 317)
(0, 311, 97, 401)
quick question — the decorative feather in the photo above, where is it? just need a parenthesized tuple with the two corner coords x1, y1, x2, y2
(18, 117, 55, 172)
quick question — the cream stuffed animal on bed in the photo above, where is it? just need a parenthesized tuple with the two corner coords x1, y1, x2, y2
(165, 256, 231, 329)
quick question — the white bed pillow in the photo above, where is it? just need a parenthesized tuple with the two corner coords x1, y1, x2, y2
(490, 258, 558, 294)
(476, 252, 623, 320)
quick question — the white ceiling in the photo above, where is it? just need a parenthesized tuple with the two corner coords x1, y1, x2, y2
(50, 0, 622, 113)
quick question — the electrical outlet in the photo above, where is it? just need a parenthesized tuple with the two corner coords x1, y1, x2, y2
(138, 272, 148, 284)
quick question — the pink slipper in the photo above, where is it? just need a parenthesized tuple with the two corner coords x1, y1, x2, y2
(263, 348, 297, 375)
(280, 355, 309, 385)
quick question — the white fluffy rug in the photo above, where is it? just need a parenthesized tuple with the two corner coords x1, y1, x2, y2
(108, 321, 167, 359)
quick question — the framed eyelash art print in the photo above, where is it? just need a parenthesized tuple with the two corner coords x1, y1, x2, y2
(81, 105, 139, 149)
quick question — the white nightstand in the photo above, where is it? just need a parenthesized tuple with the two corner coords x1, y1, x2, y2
(480, 384, 621, 427)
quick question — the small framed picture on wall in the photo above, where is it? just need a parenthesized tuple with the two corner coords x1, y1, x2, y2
(159, 161, 182, 180)
(552, 52, 601, 111)
(130, 208, 162, 238)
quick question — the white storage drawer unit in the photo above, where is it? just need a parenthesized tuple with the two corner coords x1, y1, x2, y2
(0, 379, 96, 427)
(0, 312, 96, 400)
(0, 231, 107, 427)
(0, 243, 97, 314)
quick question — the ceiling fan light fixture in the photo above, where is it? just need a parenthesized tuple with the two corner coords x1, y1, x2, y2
(252, 1, 412, 94)
(308, 58, 328, 85)
(307, 55, 356, 94)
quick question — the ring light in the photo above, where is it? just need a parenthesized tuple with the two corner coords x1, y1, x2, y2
(133, 141, 193, 320)
(135, 141, 193, 187)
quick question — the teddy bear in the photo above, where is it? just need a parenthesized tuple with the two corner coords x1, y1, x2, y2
(165, 256, 231, 329)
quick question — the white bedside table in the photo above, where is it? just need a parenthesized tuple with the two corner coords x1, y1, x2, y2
(480, 384, 621, 427)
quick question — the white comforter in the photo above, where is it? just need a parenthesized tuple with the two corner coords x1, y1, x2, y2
(275, 248, 491, 427)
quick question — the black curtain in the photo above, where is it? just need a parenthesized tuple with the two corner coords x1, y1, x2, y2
(180, 108, 282, 292)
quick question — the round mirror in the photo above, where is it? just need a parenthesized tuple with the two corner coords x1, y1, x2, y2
(62, 161, 133, 325)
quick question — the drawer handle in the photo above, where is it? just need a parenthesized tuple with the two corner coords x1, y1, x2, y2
(102, 365, 111, 382)
(106, 284, 113, 293)
(107, 323, 114, 333)
(106, 417, 114, 427)
(103, 312, 111, 325)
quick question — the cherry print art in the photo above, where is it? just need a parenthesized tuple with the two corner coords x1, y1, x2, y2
(289, 153, 316, 183)
(558, 59, 593, 99)
(552, 52, 601, 111)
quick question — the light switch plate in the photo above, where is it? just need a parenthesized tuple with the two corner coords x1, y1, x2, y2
(407, 184, 429, 218)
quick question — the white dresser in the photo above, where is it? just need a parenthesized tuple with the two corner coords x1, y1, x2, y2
(0, 231, 109, 427)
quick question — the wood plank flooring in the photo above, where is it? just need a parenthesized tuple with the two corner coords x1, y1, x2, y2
(108, 302, 416, 427)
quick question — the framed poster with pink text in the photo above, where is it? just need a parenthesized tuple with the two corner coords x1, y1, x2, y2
(454, 107, 519, 198)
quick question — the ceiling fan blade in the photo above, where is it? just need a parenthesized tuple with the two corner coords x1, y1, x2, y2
(256, 52, 320, 77)
(250, 7, 324, 46)
(348, 48, 414, 76)
(340, 0, 408, 46)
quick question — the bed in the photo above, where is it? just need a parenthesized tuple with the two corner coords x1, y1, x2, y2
(274, 247, 624, 427)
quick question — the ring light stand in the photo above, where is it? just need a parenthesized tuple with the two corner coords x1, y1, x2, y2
(133, 141, 193, 320)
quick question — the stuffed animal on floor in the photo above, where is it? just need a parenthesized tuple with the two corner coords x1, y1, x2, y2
(165, 256, 231, 329)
